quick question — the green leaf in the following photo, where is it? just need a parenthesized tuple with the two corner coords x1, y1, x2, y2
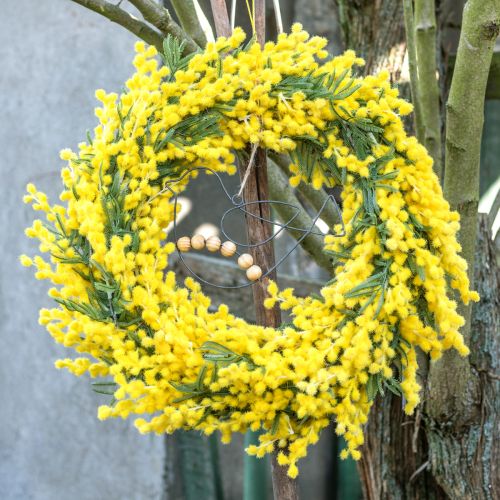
(366, 374, 379, 401)
(270, 413, 281, 435)
(94, 282, 117, 293)
(161, 35, 198, 78)
(384, 378, 402, 396)
(344, 271, 384, 298)
(333, 82, 362, 101)
(91, 381, 117, 396)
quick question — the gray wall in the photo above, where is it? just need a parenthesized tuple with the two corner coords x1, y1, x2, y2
(0, 2, 165, 499)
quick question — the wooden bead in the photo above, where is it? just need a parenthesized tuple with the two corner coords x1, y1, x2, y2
(246, 265, 262, 281)
(176, 236, 191, 252)
(237, 253, 254, 270)
(206, 236, 222, 252)
(191, 234, 205, 250)
(221, 241, 237, 257)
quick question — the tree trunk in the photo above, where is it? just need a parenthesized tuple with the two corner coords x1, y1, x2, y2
(426, 215, 500, 499)
(335, 1, 499, 499)
(336, 0, 407, 79)
(336, 0, 413, 131)
(360, 215, 499, 500)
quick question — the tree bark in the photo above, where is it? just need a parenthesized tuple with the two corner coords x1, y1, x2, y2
(336, 0, 413, 135)
(427, 215, 500, 498)
(414, 0, 443, 178)
(427, 214, 500, 500)
(336, 0, 407, 79)
(403, 0, 424, 142)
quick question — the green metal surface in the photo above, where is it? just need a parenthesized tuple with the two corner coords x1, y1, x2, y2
(243, 430, 270, 500)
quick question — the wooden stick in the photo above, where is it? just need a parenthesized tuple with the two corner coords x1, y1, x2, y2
(238, 147, 282, 326)
(209, 0, 231, 37)
(241, 2, 298, 499)
(209, 2, 298, 497)
(238, 97, 301, 500)
(254, 0, 266, 42)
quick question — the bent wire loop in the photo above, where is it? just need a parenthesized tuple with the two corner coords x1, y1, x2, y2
(164, 167, 345, 289)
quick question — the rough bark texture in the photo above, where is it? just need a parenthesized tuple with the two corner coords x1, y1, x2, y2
(336, 0, 406, 80)
(426, 215, 500, 499)
(336, 0, 413, 130)
(357, 216, 499, 500)
(358, 392, 447, 500)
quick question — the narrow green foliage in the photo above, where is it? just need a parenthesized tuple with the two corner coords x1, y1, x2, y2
(161, 35, 199, 79)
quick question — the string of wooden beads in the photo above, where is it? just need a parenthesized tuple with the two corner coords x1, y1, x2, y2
(245, 264, 262, 281)
(176, 235, 263, 281)
(206, 235, 221, 252)
(176, 236, 191, 252)
(221, 241, 237, 257)
(191, 234, 205, 250)
(237, 253, 253, 269)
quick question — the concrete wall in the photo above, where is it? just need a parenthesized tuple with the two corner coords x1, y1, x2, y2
(0, 2, 165, 499)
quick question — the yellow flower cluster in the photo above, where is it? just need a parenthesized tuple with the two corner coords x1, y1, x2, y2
(22, 24, 478, 478)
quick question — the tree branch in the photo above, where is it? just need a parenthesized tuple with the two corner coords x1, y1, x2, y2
(448, 50, 500, 100)
(268, 161, 332, 272)
(128, 0, 198, 53)
(169, 0, 214, 47)
(70, 0, 164, 51)
(443, 0, 499, 320)
(402, 0, 424, 142)
(209, 0, 231, 38)
(414, 0, 443, 179)
(270, 153, 341, 229)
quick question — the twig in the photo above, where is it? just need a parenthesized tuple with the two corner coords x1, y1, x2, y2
(409, 460, 429, 482)
(411, 405, 423, 454)
(170, 0, 214, 46)
(402, 0, 424, 141)
(230, 0, 237, 31)
(128, 0, 198, 53)
(414, 0, 442, 179)
(238, 143, 259, 196)
(70, 0, 164, 51)
(209, 0, 231, 38)
(272, 0, 284, 34)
